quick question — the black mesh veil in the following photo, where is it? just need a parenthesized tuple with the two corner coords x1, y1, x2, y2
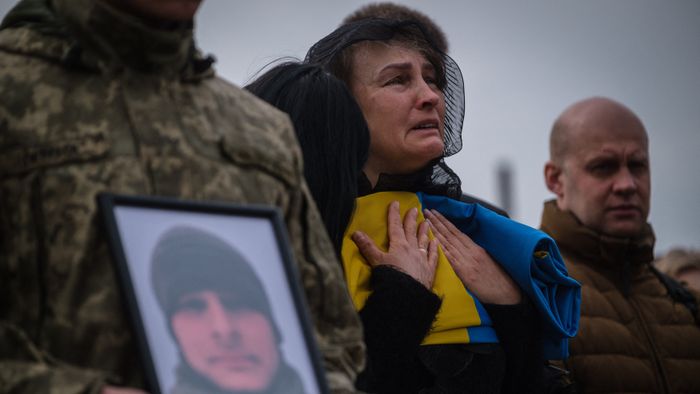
(305, 19, 465, 198)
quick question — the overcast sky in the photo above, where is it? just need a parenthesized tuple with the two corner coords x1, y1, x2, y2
(193, 1, 700, 256)
(1, 1, 698, 256)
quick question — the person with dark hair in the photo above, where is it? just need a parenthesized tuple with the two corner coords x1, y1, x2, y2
(245, 62, 369, 253)
(304, 19, 580, 393)
(151, 226, 306, 394)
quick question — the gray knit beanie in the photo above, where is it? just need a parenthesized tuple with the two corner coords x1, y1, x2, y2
(150, 225, 277, 336)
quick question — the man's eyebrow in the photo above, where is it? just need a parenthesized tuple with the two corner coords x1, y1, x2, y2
(584, 151, 616, 162)
(629, 150, 649, 160)
(587, 153, 616, 160)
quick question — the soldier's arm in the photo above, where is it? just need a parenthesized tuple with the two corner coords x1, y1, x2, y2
(284, 174, 366, 393)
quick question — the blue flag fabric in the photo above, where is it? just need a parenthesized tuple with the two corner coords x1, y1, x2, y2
(418, 192, 581, 359)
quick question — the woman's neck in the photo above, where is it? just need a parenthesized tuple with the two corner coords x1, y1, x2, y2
(363, 169, 379, 188)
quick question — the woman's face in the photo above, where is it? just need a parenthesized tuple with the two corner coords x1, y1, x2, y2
(171, 290, 280, 392)
(349, 42, 446, 183)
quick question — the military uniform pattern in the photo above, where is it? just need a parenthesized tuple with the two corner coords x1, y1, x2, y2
(0, 1, 364, 393)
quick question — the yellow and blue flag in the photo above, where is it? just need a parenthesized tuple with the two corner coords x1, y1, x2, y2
(341, 191, 580, 359)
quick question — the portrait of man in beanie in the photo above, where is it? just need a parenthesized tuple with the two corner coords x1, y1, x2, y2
(150, 226, 307, 394)
(99, 195, 326, 394)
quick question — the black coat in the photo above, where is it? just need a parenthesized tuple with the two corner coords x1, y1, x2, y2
(355, 266, 544, 394)
(354, 173, 543, 393)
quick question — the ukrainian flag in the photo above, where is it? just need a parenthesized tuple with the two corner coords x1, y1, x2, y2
(341, 191, 497, 346)
(341, 191, 580, 359)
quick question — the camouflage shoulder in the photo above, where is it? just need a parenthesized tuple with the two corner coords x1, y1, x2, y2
(0, 26, 70, 64)
(203, 76, 304, 184)
(204, 76, 292, 132)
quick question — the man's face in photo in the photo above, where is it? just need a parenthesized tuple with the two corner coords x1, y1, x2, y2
(171, 290, 280, 392)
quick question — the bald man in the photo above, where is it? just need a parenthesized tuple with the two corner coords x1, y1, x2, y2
(540, 97, 700, 393)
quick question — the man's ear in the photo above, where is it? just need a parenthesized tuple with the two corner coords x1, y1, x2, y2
(544, 161, 564, 197)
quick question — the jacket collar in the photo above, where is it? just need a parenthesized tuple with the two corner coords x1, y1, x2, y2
(54, 0, 194, 74)
(0, 0, 213, 78)
(540, 199, 655, 274)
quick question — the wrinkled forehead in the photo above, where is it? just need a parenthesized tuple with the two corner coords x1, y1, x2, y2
(351, 41, 435, 70)
(565, 129, 650, 167)
(347, 40, 443, 87)
(572, 121, 649, 152)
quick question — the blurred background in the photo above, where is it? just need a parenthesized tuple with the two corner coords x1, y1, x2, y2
(1, 0, 698, 255)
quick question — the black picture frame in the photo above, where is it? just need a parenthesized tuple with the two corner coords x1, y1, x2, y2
(98, 193, 328, 394)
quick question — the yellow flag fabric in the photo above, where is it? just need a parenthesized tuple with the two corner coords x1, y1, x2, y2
(341, 192, 495, 345)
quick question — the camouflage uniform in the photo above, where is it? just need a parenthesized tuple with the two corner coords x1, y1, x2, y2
(0, 0, 364, 393)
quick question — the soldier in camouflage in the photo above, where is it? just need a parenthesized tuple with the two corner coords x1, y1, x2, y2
(0, 0, 364, 393)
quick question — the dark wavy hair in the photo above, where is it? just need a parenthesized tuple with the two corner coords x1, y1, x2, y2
(246, 62, 370, 253)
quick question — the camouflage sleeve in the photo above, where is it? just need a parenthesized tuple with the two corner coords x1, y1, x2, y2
(284, 174, 366, 393)
(0, 323, 108, 394)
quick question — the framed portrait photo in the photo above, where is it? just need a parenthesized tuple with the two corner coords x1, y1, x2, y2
(97, 193, 329, 394)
